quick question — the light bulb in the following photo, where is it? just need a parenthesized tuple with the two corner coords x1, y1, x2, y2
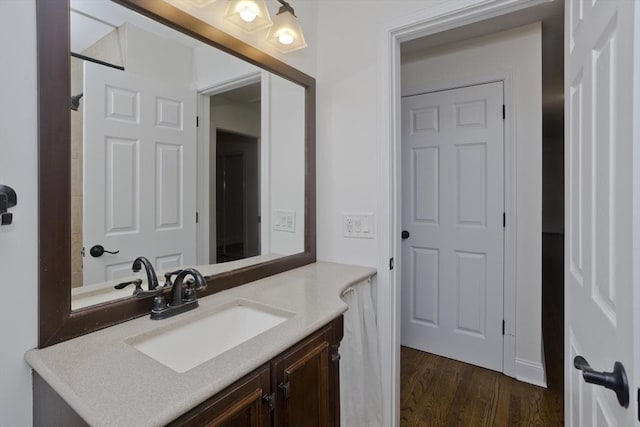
(224, 0, 272, 32)
(278, 32, 294, 45)
(239, 7, 257, 22)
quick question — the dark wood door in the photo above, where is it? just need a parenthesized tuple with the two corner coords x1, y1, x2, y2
(273, 327, 334, 427)
(170, 365, 271, 427)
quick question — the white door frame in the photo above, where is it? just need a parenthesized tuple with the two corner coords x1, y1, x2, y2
(402, 75, 513, 374)
(376, 1, 549, 425)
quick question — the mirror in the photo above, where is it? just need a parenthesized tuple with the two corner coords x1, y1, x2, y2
(37, 0, 316, 347)
(68, 0, 305, 310)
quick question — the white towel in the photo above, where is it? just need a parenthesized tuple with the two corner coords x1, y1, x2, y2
(340, 278, 383, 427)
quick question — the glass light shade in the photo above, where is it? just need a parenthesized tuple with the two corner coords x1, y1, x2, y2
(224, 0, 273, 33)
(265, 9, 307, 53)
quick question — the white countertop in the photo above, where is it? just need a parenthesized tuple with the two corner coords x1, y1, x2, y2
(26, 262, 376, 427)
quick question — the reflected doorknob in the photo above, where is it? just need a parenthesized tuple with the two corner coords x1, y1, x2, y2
(574, 355, 629, 408)
(89, 245, 120, 258)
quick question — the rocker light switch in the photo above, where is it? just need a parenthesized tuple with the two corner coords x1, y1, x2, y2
(273, 210, 295, 233)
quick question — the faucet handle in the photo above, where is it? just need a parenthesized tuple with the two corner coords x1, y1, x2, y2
(134, 286, 163, 298)
(114, 279, 143, 292)
(163, 269, 183, 287)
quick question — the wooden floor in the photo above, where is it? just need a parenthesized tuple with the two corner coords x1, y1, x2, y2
(400, 234, 564, 426)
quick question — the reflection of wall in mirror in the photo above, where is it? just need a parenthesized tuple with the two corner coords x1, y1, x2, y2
(268, 74, 305, 255)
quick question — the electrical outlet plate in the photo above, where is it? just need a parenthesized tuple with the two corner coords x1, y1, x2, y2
(343, 213, 374, 239)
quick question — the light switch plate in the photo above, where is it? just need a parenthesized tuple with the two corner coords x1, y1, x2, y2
(273, 210, 296, 233)
(343, 213, 374, 239)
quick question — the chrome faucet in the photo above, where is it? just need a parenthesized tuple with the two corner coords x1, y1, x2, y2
(132, 256, 160, 291)
(136, 267, 208, 320)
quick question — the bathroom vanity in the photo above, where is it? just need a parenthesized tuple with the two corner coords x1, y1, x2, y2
(27, 263, 375, 426)
(29, 0, 370, 424)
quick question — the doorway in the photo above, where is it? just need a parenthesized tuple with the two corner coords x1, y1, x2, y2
(386, 2, 565, 423)
(216, 130, 260, 262)
(206, 80, 262, 264)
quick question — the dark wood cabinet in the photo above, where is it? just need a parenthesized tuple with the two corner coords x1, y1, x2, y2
(170, 365, 271, 427)
(34, 316, 343, 427)
(273, 327, 332, 427)
(174, 316, 343, 427)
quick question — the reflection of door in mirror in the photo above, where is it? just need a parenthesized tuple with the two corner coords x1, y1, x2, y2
(216, 131, 260, 263)
(83, 61, 197, 285)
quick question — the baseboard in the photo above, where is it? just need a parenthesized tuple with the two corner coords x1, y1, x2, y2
(515, 357, 547, 388)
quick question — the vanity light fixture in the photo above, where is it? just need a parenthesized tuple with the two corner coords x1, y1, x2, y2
(224, 0, 273, 33)
(265, 0, 307, 53)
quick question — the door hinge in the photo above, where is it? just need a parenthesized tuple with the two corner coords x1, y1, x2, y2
(502, 320, 505, 335)
(196, 212, 199, 223)
(389, 257, 394, 270)
(502, 104, 505, 120)
(196, 116, 199, 128)
(263, 392, 276, 412)
(503, 212, 506, 228)
(637, 389, 640, 421)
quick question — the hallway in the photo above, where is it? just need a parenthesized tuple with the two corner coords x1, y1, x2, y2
(400, 234, 564, 426)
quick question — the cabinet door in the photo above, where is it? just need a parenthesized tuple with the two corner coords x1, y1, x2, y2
(273, 326, 337, 427)
(170, 365, 271, 427)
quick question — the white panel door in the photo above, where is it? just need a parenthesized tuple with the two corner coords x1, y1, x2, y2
(401, 82, 504, 371)
(83, 61, 197, 285)
(565, 0, 637, 425)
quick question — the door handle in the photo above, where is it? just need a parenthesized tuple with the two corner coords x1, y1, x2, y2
(401, 230, 410, 240)
(89, 245, 120, 258)
(573, 355, 629, 407)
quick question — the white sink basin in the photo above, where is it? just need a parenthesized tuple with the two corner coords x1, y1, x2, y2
(128, 300, 294, 373)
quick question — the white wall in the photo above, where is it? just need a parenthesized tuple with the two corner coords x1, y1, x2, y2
(0, 1, 38, 425)
(211, 100, 261, 137)
(401, 23, 544, 383)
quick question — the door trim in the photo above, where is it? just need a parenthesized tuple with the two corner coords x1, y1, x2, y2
(376, 1, 549, 425)
(402, 76, 514, 377)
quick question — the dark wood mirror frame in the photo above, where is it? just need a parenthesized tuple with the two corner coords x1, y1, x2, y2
(37, 0, 316, 348)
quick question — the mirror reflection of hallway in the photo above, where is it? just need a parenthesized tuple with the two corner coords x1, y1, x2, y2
(215, 130, 260, 263)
